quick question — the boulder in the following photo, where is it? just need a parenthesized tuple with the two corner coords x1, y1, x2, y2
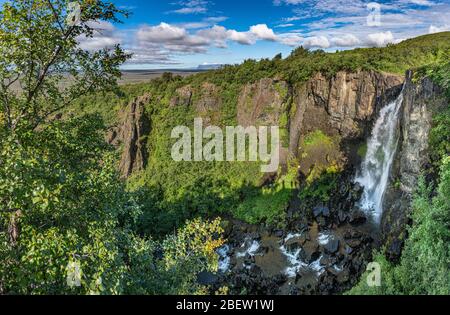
(349, 210, 367, 226)
(323, 239, 340, 254)
(313, 205, 331, 218)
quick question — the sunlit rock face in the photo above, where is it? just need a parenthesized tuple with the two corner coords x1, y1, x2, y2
(107, 94, 152, 178)
(289, 71, 404, 159)
(237, 78, 288, 127)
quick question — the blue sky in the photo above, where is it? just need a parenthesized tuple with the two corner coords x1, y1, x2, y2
(2, 0, 450, 68)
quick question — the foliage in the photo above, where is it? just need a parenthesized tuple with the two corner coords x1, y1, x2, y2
(349, 157, 450, 295)
(0, 0, 225, 295)
(299, 167, 340, 203)
(0, 0, 129, 133)
(357, 144, 368, 159)
(124, 218, 225, 295)
(0, 116, 136, 294)
(232, 171, 297, 227)
(429, 108, 450, 168)
(0, 115, 225, 295)
(421, 61, 450, 98)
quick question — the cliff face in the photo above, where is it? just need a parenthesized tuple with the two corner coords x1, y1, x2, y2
(108, 94, 152, 178)
(229, 71, 404, 166)
(116, 70, 404, 179)
(381, 71, 447, 261)
(288, 71, 404, 159)
(237, 78, 289, 127)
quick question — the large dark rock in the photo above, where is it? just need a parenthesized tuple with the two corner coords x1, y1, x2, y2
(348, 210, 367, 226)
(323, 239, 340, 254)
(197, 271, 219, 286)
(313, 205, 330, 218)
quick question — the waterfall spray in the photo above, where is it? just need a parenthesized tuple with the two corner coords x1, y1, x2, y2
(356, 87, 405, 223)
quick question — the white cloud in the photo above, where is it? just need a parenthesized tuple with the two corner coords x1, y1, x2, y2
(171, 0, 209, 14)
(77, 21, 121, 51)
(303, 36, 330, 48)
(197, 25, 229, 47)
(331, 34, 360, 47)
(250, 24, 278, 41)
(278, 34, 304, 46)
(137, 23, 209, 54)
(429, 24, 450, 33)
(404, 0, 435, 6)
(227, 29, 255, 45)
(366, 31, 395, 47)
(276, 23, 295, 28)
(137, 23, 186, 42)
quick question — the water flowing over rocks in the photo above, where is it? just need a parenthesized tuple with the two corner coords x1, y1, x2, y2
(214, 172, 376, 295)
(356, 89, 405, 223)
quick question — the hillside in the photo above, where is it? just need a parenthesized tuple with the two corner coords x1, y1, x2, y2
(63, 32, 450, 294)
(2, 16, 449, 295)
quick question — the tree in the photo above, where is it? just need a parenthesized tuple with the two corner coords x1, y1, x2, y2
(0, 0, 129, 133)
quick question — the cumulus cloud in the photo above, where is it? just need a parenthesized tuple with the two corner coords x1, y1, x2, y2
(303, 36, 330, 48)
(137, 23, 186, 42)
(330, 34, 361, 47)
(227, 29, 255, 45)
(278, 34, 304, 46)
(136, 23, 209, 56)
(250, 24, 278, 41)
(196, 25, 229, 47)
(77, 21, 122, 51)
(131, 22, 257, 64)
(366, 31, 395, 47)
(429, 24, 450, 33)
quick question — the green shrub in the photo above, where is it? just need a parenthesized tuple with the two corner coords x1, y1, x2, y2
(348, 157, 450, 295)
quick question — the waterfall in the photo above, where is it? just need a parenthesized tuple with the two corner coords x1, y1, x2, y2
(356, 87, 404, 223)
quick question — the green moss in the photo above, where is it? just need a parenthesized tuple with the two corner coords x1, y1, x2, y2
(358, 144, 368, 158)
(299, 167, 340, 203)
(232, 165, 298, 227)
(303, 130, 334, 148)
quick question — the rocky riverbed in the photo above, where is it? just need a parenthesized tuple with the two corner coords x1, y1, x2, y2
(208, 178, 378, 295)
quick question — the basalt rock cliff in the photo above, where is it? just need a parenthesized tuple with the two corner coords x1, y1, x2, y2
(114, 70, 404, 180)
(107, 93, 152, 178)
(382, 71, 447, 261)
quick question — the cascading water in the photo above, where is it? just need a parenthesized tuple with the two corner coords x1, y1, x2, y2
(356, 87, 405, 223)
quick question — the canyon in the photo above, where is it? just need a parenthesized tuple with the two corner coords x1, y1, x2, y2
(108, 67, 445, 294)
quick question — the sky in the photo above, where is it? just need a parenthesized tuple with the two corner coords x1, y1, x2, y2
(3, 0, 450, 68)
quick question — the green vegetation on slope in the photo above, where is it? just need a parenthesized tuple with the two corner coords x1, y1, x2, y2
(2, 0, 448, 295)
(348, 158, 450, 295)
(70, 33, 450, 234)
(0, 0, 225, 295)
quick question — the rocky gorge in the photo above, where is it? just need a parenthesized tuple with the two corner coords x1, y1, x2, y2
(108, 67, 446, 295)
